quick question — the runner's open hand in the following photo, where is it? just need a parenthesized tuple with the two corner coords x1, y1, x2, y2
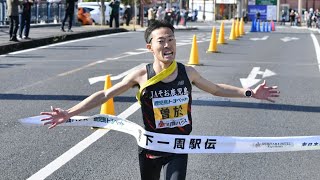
(40, 106, 70, 129)
(252, 80, 280, 102)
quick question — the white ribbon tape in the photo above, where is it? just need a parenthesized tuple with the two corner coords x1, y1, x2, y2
(19, 114, 320, 154)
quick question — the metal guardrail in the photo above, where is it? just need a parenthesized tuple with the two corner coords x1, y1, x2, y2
(0, 0, 66, 25)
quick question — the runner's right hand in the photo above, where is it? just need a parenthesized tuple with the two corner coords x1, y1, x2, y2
(40, 106, 70, 129)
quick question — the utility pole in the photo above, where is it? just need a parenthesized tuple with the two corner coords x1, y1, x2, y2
(213, 0, 215, 22)
(191, 0, 194, 12)
(277, 0, 280, 22)
(140, 0, 144, 27)
(298, 0, 302, 17)
(133, 0, 136, 31)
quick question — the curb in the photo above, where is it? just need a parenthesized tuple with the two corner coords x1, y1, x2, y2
(0, 23, 62, 29)
(0, 28, 128, 55)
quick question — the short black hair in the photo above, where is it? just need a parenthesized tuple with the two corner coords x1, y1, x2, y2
(144, 20, 175, 43)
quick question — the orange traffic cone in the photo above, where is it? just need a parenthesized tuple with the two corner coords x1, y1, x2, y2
(188, 35, 201, 65)
(207, 27, 218, 53)
(217, 21, 226, 44)
(229, 20, 236, 40)
(92, 75, 115, 130)
(100, 74, 115, 115)
(271, 20, 275, 31)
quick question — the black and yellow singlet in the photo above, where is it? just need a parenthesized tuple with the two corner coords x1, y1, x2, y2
(140, 62, 193, 136)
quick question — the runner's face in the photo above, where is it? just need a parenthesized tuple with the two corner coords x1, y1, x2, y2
(147, 27, 176, 63)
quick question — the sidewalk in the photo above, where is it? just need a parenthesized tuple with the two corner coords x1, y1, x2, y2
(0, 23, 197, 55)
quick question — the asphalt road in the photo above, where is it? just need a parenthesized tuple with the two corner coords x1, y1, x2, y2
(1, 23, 320, 180)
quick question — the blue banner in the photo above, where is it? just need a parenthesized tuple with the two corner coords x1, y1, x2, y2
(248, 5, 267, 21)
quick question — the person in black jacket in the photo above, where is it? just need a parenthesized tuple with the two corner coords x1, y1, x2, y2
(123, 5, 131, 26)
(61, 0, 78, 32)
(109, 0, 120, 28)
(19, 0, 33, 39)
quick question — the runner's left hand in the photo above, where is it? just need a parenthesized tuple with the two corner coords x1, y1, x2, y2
(252, 80, 280, 102)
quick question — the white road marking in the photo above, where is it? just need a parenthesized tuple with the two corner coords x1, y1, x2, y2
(280, 37, 299, 42)
(240, 67, 276, 88)
(250, 36, 269, 41)
(88, 63, 147, 84)
(310, 33, 320, 72)
(124, 51, 146, 55)
(27, 102, 141, 180)
(136, 48, 149, 51)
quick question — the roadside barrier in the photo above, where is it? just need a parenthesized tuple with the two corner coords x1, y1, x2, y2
(251, 20, 276, 33)
(271, 20, 276, 31)
(256, 20, 261, 32)
(250, 20, 256, 32)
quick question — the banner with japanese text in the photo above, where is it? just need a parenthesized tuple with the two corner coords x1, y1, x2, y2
(20, 114, 320, 154)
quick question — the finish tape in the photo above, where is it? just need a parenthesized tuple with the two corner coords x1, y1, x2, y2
(19, 114, 320, 154)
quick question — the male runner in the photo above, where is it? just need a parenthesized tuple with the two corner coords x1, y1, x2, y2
(41, 20, 279, 180)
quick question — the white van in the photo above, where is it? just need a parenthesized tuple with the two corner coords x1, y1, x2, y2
(78, 2, 124, 25)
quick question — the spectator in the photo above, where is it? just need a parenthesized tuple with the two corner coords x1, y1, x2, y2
(242, 10, 247, 23)
(19, 0, 33, 39)
(304, 10, 309, 27)
(147, 7, 155, 26)
(280, 9, 286, 25)
(109, 0, 120, 28)
(61, 0, 78, 32)
(289, 10, 295, 26)
(295, 12, 300, 26)
(175, 8, 181, 26)
(6, 0, 20, 41)
(308, 8, 314, 28)
(156, 6, 164, 21)
(256, 11, 261, 21)
(164, 8, 173, 25)
(123, 5, 131, 26)
(171, 7, 176, 25)
(315, 9, 320, 28)
(183, 9, 189, 26)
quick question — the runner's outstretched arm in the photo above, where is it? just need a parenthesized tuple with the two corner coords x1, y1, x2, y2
(186, 66, 280, 102)
(40, 68, 145, 129)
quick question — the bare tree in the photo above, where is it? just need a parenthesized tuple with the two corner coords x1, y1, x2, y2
(100, 0, 106, 25)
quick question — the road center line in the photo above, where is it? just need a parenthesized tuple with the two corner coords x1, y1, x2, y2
(27, 102, 141, 180)
(310, 33, 320, 72)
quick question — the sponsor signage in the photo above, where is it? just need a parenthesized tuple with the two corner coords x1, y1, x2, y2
(248, 5, 267, 21)
(256, 0, 277, 5)
(216, 0, 236, 4)
(248, 0, 255, 5)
